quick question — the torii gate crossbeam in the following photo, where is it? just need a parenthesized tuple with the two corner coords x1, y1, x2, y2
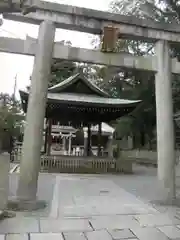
(1, 36, 180, 74)
(1, 36, 180, 75)
(3, 0, 180, 43)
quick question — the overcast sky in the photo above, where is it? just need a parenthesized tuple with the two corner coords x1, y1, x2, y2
(0, 0, 111, 97)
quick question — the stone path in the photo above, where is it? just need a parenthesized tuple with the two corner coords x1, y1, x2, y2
(3, 165, 180, 239)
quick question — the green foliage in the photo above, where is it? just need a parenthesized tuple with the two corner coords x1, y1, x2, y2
(50, 60, 77, 87)
(158, 0, 180, 60)
(0, 93, 24, 151)
(115, 117, 134, 138)
(103, 0, 180, 148)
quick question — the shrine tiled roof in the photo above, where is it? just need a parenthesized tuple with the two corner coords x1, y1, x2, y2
(47, 92, 140, 106)
(19, 72, 141, 122)
(48, 72, 109, 97)
(20, 90, 140, 107)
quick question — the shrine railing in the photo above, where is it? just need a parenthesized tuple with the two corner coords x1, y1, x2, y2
(40, 155, 133, 174)
(11, 143, 133, 174)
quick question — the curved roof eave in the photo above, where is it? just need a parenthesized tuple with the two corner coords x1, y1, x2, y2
(19, 90, 141, 107)
(48, 72, 110, 97)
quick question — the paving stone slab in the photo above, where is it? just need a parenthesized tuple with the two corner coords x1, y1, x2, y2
(57, 176, 158, 218)
(30, 233, 64, 240)
(59, 206, 98, 217)
(131, 227, 169, 240)
(59, 203, 157, 217)
(63, 232, 86, 240)
(89, 215, 139, 230)
(134, 214, 180, 227)
(6, 234, 29, 240)
(158, 225, 180, 239)
(0, 217, 39, 234)
(85, 230, 112, 240)
(108, 228, 136, 239)
(40, 218, 92, 233)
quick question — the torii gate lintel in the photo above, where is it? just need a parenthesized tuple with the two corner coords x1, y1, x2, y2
(3, 1, 180, 43)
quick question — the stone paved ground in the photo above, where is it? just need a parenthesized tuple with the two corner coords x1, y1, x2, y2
(2, 164, 180, 239)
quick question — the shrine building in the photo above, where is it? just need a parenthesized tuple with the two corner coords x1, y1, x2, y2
(19, 73, 140, 158)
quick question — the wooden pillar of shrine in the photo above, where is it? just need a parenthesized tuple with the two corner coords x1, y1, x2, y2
(83, 129, 88, 157)
(62, 136, 66, 152)
(68, 134, 72, 155)
(107, 134, 113, 158)
(44, 119, 48, 154)
(87, 124, 91, 156)
(47, 119, 52, 155)
(98, 122, 102, 157)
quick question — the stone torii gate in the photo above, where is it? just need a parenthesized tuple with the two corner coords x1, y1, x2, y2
(0, 0, 180, 208)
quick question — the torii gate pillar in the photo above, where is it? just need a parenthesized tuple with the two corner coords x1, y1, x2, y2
(155, 40, 176, 202)
(15, 20, 55, 209)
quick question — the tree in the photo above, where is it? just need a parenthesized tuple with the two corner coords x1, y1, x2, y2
(49, 40, 78, 87)
(0, 93, 24, 152)
(83, 0, 174, 148)
(97, 0, 180, 149)
(50, 60, 77, 87)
